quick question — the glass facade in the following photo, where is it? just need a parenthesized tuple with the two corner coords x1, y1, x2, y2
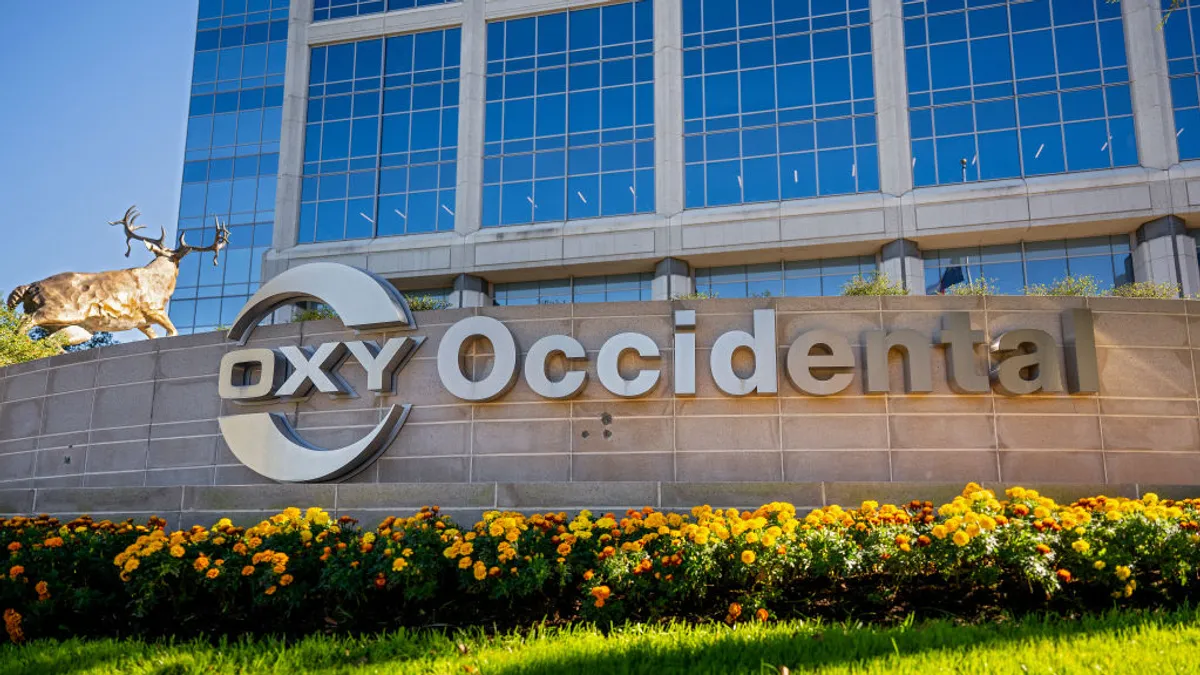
(173, 0, 289, 334)
(300, 29, 461, 242)
(904, 0, 1135, 186)
(482, 1, 656, 227)
(1163, 0, 1200, 160)
(493, 273, 654, 305)
(683, 0, 879, 208)
(313, 0, 456, 23)
(923, 236, 1133, 295)
(695, 257, 878, 298)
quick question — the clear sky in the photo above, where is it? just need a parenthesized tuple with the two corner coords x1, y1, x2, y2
(0, 1, 199, 307)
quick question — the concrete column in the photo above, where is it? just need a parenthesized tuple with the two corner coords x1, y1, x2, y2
(448, 273, 492, 308)
(653, 0, 684, 216)
(1133, 216, 1196, 296)
(652, 258, 692, 300)
(870, 0, 913, 196)
(454, 0, 487, 236)
(270, 0, 314, 260)
(880, 239, 924, 295)
(1123, 0, 1179, 170)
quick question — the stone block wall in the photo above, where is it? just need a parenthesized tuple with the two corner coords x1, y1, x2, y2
(1, 296, 1198, 522)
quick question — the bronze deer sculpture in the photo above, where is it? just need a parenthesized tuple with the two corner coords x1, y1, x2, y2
(6, 206, 229, 345)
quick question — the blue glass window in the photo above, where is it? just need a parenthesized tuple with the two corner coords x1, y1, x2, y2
(313, 0, 457, 22)
(683, 0, 879, 208)
(695, 257, 878, 298)
(905, 0, 1135, 186)
(493, 273, 653, 305)
(923, 236, 1133, 294)
(173, 0, 288, 334)
(301, 29, 461, 242)
(1163, 0, 1200, 159)
(483, 1, 655, 227)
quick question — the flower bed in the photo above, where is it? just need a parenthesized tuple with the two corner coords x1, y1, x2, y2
(3, 484, 1200, 643)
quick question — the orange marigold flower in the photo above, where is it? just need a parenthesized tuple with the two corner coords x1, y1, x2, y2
(7, 566, 23, 580)
(374, 575, 386, 589)
(34, 581, 49, 601)
(272, 564, 286, 575)
(1057, 569, 1072, 583)
(233, 543, 247, 555)
(556, 543, 572, 556)
(194, 557, 210, 571)
(728, 602, 742, 619)
(170, 545, 185, 558)
(206, 568, 220, 579)
(264, 585, 276, 595)
(756, 608, 769, 623)
(3, 609, 22, 644)
(43, 537, 64, 548)
(280, 574, 294, 587)
(583, 570, 595, 581)
(1036, 543, 1053, 556)
(5, 542, 18, 552)
(591, 585, 612, 601)
(241, 565, 255, 576)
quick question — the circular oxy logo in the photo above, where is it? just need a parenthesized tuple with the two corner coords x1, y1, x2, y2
(217, 263, 423, 483)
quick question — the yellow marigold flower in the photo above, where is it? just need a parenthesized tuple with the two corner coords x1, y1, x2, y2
(122, 558, 138, 573)
(206, 568, 220, 579)
(1106, 510, 1123, 522)
(740, 550, 756, 565)
(459, 556, 473, 569)
(473, 564, 487, 581)
(402, 548, 413, 557)
(1071, 540, 1090, 554)
(392, 558, 408, 572)
(280, 574, 294, 586)
(216, 518, 233, 529)
(1115, 565, 1132, 581)
(931, 525, 948, 540)
(265, 586, 276, 595)
(952, 530, 971, 547)
(170, 545, 186, 558)
(1094, 560, 1106, 570)
(241, 565, 255, 576)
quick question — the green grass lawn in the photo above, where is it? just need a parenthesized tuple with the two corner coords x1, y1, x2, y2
(4, 608, 1200, 675)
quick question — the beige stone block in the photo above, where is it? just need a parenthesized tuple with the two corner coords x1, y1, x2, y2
(471, 420, 571, 455)
(986, 311, 1065, 343)
(1090, 297, 1184, 314)
(775, 297, 880, 312)
(1094, 313, 1189, 348)
(573, 399, 674, 418)
(1098, 348, 1198, 398)
(471, 454, 570, 482)
(406, 405, 472, 424)
(888, 395, 993, 414)
(822, 482, 967, 508)
(497, 482, 658, 509)
(986, 297, 1085, 311)
(777, 312, 880, 346)
(573, 316, 673, 351)
(391, 358, 472, 406)
(676, 397, 778, 417)
(676, 451, 783, 481)
(889, 415, 997, 449)
(782, 450, 891, 482)
(480, 304, 572, 322)
(694, 311, 764, 349)
(993, 395, 1099, 415)
(997, 451, 1106, 484)
(1100, 417, 1200, 451)
(675, 416, 780, 451)
(996, 416, 1103, 450)
(574, 354, 673, 401)
(573, 301, 671, 318)
(780, 396, 886, 414)
(881, 296, 983, 311)
(473, 401, 571, 420)
(377, 457, 471, 483)
(571, 453, 674, 482)
(1105, 452, 1200, 484)
(891, 450, 999, 482)
(573, 417, 673, 454)
(781, 415, 888, 449)
(383, 421, 470, 458)
(660, 482, 823, 509)
(881, 310, 986, 341)
(1099, 399, 1199, 417)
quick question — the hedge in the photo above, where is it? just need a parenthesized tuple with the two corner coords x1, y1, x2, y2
(4, 484, 1200, 643)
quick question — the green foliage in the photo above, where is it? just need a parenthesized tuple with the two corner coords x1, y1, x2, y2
(945, 278, 999, 296)
(292, 305, 338, 323)
(29, 328, 118, 353)
(0, 306, 65, 366)
(404, 295, 451, 311)
(840, 272, 909, 296)
(1024, 275, 1102, 297)
(1108, 281, 1181, 299)
(671, 291, 718, 300)
(6, 609, 1200, 675)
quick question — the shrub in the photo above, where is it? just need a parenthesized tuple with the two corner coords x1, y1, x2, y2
(671, 291, 718, 300)
(946, 278, 1000, 296)
(4, 485, 1200, 643)
(840, 273, 908, 296)
(1024, 275, 1101, 297)
(404, 295, 452, 311)
(1107, 282, 1180, 299)
(292, 306, 338, 323)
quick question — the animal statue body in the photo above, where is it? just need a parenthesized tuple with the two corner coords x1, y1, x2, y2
(6, 206, 229, 345)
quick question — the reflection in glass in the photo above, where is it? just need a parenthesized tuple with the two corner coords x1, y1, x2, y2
(312, 0, 456, 22)
(922, 236, 1132, 294)
(483, 1, 655, 227)
(493, 274, 653, 305)
(696, 257, 878, 298)
(683, 0, 879, 208)
(1162, 0, 1200, 160)
(905, 0, 1136, 185)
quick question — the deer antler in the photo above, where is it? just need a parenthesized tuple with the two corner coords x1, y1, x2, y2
(176, 217, 231, 266)
(109, 205, 167, 257)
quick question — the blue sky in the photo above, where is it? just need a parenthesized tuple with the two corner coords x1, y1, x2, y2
(0, 1, 199, 304)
